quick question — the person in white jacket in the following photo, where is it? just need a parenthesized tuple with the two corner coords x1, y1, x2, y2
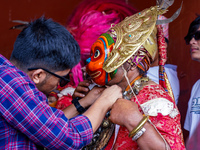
(184, 16, 200, 139)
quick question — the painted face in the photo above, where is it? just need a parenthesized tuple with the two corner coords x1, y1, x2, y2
(86, 33, 117, 86)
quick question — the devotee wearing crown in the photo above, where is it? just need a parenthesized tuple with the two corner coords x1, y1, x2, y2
(82, 1, 186, 149)
(48, 0, 137, 110)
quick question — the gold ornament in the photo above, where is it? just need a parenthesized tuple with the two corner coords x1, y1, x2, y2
(103, 0, 182, 73)
(103, 6, 166, 73)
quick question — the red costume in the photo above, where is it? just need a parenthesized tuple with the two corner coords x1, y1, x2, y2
(86, 0, 185, 149)
(106, 84, 185, 149)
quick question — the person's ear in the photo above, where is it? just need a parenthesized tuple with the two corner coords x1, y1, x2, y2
(29, 69, 47, 85)
(130, 65, 137, 71)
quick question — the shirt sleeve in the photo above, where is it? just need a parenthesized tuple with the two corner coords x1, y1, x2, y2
(184, 98, 191, 131)
(184, 80, 200, 138)
(0, 69, 93, 149)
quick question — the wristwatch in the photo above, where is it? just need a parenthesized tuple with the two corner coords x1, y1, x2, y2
(72, 97, 86, 114)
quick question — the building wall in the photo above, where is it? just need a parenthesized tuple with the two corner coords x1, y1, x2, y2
(0, 0, 82, 58)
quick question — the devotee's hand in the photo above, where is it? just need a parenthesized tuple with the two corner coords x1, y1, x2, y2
(97, 85, 123, 109)
(72, 80, 92, 99)
(109, 98, 143, 131)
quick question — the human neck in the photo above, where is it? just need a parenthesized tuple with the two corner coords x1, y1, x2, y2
(10, 59, 23, 71)
(118, 68, 140, 92)
(124, 75, 143, 91)
(123, 75, 149, 100)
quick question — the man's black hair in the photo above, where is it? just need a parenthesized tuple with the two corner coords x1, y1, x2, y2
(137, 66, 146, 76)
(165, 37, 169, 45)
(185, 15, 200, 40)
(10, 17, 80, 72)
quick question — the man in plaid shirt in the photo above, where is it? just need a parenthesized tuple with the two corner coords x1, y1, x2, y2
(0, 17, 122, 149)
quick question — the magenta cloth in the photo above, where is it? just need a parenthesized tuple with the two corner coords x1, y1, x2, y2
(158, 15, 169, 39)
(67, 0, 137, 86)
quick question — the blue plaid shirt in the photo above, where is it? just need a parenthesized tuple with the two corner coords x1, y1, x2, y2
(0, 54, 93, 149)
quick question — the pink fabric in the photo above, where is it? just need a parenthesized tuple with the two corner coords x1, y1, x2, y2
(71, 63, 83, 86)
(106, 84, 185, 150)
(66, 0, 137, 86)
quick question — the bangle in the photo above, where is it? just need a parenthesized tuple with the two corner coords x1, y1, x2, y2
(72, 97, 86, 114)
(129, 115, 149, 138)
(132, 127, 146, 141)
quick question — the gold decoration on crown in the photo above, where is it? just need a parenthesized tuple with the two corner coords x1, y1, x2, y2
(103, 5, 167, 73)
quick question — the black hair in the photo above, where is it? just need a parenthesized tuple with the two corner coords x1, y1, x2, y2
(184, 15, 200, 41)
(165, 37, 169, 45)
(10, 17, 80, 72)
(137, 66, 146, 76)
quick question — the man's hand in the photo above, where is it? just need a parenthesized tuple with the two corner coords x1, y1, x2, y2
(97, 85, 123, 110)
(83, 85, 122, 132)
(72, 80, 91, 99)
(80, 86, 106, 107)
(109, 99, 143, 131)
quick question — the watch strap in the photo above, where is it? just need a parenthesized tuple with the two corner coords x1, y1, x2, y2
(72, 97, 86, 114)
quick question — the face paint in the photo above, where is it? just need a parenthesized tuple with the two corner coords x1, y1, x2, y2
(86, 33, 117, 86)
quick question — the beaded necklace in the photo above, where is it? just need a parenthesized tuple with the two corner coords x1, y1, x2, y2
(123, 75, 150, 100)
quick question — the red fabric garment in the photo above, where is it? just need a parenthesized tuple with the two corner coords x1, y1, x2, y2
(55, 83, 75, 110)
(56, 94, 73, 110)
(106, 84, 185, 150)
(48, 73, 75, 109)
(157, 25, 167, 66)
(157, 24, 168, 93)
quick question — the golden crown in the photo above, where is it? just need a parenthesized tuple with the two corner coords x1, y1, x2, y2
(103, 0, 181, 73)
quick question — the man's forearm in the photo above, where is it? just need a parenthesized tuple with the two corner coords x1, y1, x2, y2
(83, 97, 110, 132)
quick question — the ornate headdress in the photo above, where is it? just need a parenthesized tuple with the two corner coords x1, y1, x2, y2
(86, 0, 181, 98)
(85, 1, 182, 149)
(67, 0, 137, 86)
(103, 0, 181, 73)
